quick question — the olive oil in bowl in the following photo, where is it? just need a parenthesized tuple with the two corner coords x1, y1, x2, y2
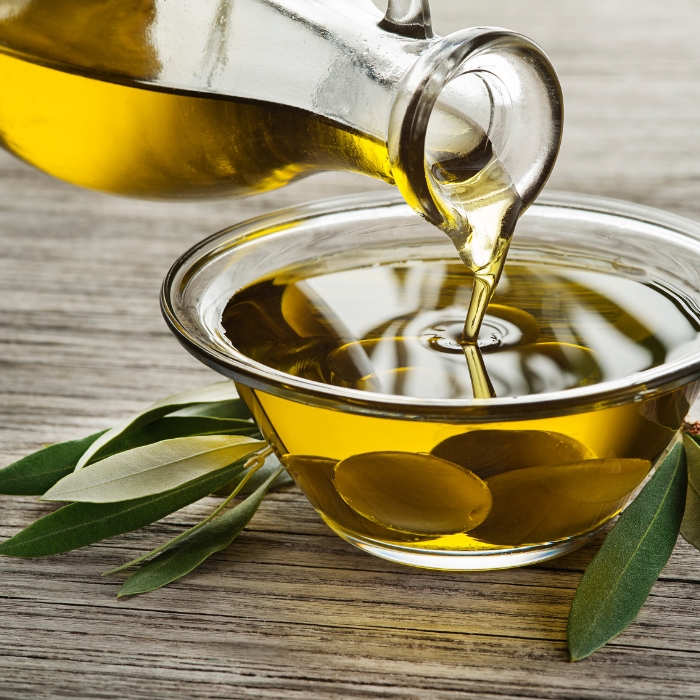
(162, 188, 700, 569)
(222, 254, 700, 560)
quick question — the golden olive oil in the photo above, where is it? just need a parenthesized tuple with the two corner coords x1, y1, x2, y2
(224, 260, 700, 400)
(0, 50, 393, 199)
(225, 258, 700, 549)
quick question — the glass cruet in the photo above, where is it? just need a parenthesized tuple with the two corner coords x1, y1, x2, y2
(0, 0, 562, 223)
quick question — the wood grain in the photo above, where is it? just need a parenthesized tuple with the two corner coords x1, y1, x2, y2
(3, 1, 700, 698)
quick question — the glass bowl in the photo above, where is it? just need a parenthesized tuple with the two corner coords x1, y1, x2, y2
(161, 191, 700, 570)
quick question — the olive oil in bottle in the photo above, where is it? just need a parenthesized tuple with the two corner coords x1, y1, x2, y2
(0, 50, 393, 199)
(0, 1, 400, 198)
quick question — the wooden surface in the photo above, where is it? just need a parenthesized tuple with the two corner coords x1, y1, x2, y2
(2, 1, 700, 697)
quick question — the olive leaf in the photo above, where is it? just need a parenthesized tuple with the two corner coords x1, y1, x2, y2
(0, 416, 258, 497)
(681, 484, 700, 550)
(43, 435, 265, 503)
(74, 381, 240, 470)
(0, 456, 253, 557)
(0, 430, 108, 496)
(103, 452, 292, 577)
(567, 441, 687, 661)
(680, 434, 700, 550)
(98, 415, 261, 459)
(117, 465, 284, 597)
(104, 448, 274, 575)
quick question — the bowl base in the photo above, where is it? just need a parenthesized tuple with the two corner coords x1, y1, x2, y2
(333, 528, 596, 570)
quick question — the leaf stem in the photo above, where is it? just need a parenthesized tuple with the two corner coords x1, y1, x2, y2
(103, 445, 273, 575)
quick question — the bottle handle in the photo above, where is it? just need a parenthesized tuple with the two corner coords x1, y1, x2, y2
(387, 27, 563, 227)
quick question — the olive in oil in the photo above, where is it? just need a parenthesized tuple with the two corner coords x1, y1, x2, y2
(224, 258, 700, 550)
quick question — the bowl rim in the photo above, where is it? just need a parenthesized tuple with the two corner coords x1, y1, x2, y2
(161, 190, 700, 422)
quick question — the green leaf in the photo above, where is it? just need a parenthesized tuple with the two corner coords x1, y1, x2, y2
(43, 435, 265, 503)
(117, 466, 283, 596)
(100, 416, 260, 458)
(214, 452, 293, 496)
(567, 441, 687, 661)
(0, 414, 258, 498)
(680, 482, 700, 550)
(685, 433, 700, 492)
(74, 381, 240, 470)
(104, 453, 293, 577)
(104, 448, 274, 575)
(0, 430, 107, 496)
(681, 434, 700, 551)
(0, 457, 252, 557)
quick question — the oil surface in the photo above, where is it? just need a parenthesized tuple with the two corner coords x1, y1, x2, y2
(223, 259, 700, 400)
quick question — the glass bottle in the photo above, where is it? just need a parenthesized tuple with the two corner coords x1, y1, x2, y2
(0, 0, 562, 225)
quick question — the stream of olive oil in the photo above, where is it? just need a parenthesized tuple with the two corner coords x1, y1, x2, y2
(427, 149, 522, 397)
(410, 96, 523, 396)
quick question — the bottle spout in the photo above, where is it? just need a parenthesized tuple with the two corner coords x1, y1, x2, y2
(379, 0, 434, 40)
(387, 27, 563, 228)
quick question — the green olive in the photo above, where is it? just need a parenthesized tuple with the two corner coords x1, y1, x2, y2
(332, 451, 493, 535)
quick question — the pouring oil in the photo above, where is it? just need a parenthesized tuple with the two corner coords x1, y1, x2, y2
(217, 97, 697, 551)
(0, 12, 514, 379)
(1, 14, 691, 552)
